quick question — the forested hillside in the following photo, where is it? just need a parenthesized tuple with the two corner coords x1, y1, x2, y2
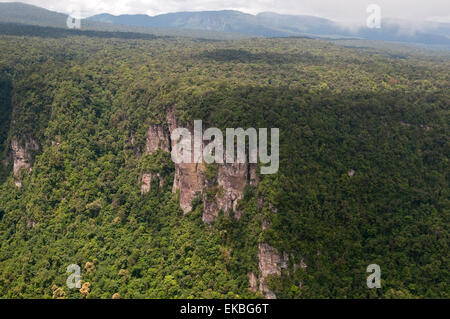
(0, 30, 448, 299)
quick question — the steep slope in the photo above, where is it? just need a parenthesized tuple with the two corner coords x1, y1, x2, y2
(0, 2, 68, 27)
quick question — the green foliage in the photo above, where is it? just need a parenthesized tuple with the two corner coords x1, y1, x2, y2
(0, 33, 448, 299)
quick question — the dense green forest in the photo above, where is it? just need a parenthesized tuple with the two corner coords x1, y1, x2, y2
(0, 28, 448, 299)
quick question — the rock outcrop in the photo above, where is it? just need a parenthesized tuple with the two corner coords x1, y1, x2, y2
(11, 137, 39, 179)
(140, 172, 163, 194)
(257, 243, 282, 299)
(248, 272, 258, 293)
(166, 105, 177, 134)
(256, 243, 305, 299)
(146, 125, 170, 154)
(142, 105, 258, 220)
(173, 162, 205, 213)
(167, 107, 207, 214)
(141, 120, 171, 194)
(203, 161, 249, 222)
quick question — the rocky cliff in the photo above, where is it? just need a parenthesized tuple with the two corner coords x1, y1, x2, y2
(256, 243, 305, 299)
(203, 161, 249, 222)
(140, 121, 170, 194)
(141, 108, 300, 299)
(145, 125, 170, 154)
(141, 106, 257, 220)
(257, 243, 283, 299)
(10, 137, 39, 185)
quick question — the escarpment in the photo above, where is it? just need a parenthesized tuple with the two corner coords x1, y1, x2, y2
(142, 107, 291, 298)
(139, 107, 207, 213)
(141, 105, 257, 220)
(203, 160, 251, 223)
(167, 107, 207, 214)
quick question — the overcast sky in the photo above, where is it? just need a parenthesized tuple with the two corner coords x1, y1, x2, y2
(3, 0, 450, 24)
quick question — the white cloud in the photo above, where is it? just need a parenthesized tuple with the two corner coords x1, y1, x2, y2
(2, 0, 450, 24)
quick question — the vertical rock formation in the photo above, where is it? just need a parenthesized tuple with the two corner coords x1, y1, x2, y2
(11, 137, 39, 181)
(217, 162, 249, 214)
(140, 114, 173, 194)
(140, 172, 163, 194)
(248, 272, 258, 293)
(256, 243, 304, 299)
(145, 125, 170, 154)
(257, 243, 282, 299)
(166, 106, 207, 214)
(203, 161, 249, 222)
(166, 105, 177, 134)
(141, 173, 152, 194)
(143, 104, 257, 219)
(173, 162, 205, 214)
(140, 126, 168, 194)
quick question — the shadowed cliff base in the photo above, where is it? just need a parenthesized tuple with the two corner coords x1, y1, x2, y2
(0, 74, 12, 184)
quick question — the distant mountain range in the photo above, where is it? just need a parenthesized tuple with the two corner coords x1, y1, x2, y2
(88, 11, 450, 46)
(1, 2, 449, 47)
(89, 11, 341, 38)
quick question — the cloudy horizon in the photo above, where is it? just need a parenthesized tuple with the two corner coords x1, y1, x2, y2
(1, 0, 450, 25)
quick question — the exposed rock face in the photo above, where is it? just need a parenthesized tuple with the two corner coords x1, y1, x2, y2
(141, 172, 163, 194)
(203, 161, 249, 222)
(173, 162, 205, 214)
(143, 105, 257, 219)
(249, 164, 259, 186)
(248, 272, 258, 293)
(177, 156, 252, 219)
(146, 125, 170, 154)
(141, 173, 152, 194)
(166, 106, 207, 214)
(256, 243, 304, 299)
(258, 243, 282, 299)
(11, 138, 39, 178)
(217, 162, 248, 213)
(261, 220, 271, 230)
(141, 118, 172, 194)
(166, 105, 177, 133)
(14, 179, 22, 188)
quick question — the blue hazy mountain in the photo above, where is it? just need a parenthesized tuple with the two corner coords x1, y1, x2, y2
(88, 10, 346, 38)
(88, 10, 450, 47)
